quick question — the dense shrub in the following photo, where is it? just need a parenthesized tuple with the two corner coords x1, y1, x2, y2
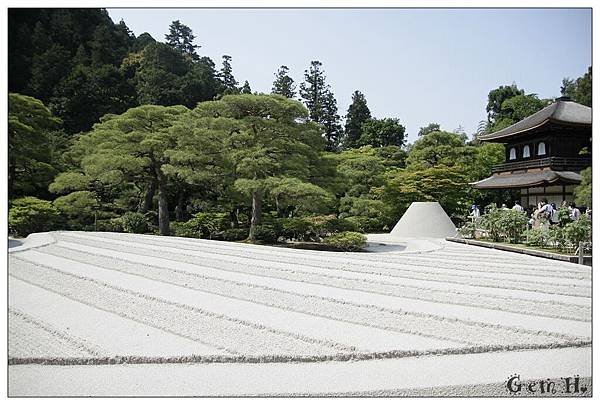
(458, 219, 478, 239)
(523, 228, 549, 248)
(9, 197, 62, 236)
(53, 191, 99, 230)
(547, 225, 567, 251)
(277, 218, 312, 241)
(323, 231, 367, 251)
(118, 212, 149, 234)
(305, 215, 358, 237)
(344, 216, 383, 233)
(478, 205, 528, 243)
(479, 205, 504, 242)
(170, 221, 196, 238)
(218, 228, 249, 241)
(497, 209, 528, 243)
(564, 216, 591, 249)
(251, 225, 278, 243)
(174, 212, 230, 239)
(95, 218, 123, 232)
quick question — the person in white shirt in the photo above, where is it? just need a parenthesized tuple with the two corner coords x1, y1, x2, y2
(512, 201, 524, 212)
(470, 204, 480, 218)
(570, 203, 581, 221)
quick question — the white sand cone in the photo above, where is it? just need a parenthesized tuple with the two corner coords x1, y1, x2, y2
(390, 201, 457, 238)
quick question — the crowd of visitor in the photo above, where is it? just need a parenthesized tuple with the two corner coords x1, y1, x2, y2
(470, 199, 590, 230)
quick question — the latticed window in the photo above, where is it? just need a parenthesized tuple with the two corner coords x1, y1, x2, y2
(523, 145, 530, 158)
(509, 147, 517, 160)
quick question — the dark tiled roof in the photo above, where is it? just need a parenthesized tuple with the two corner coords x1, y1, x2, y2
(478, 99, 591, 141)
(470, 170, 582, 189)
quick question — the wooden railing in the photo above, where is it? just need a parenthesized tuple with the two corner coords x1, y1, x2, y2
(492, 156, 591, 173)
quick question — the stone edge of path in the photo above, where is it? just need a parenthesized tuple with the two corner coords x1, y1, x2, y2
(446, 237, 592, 266)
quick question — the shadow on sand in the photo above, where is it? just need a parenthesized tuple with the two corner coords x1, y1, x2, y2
(8, 239, 23, 249)
(365, 242, 406, 253)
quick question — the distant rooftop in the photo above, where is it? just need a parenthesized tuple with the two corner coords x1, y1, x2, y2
(478, 97, 592, 142)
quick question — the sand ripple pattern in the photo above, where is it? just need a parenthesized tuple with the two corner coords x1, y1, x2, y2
(9, 256, 356, 358)
(9, 308, 106, 360)
(8, 231, 591, 365)
(30, 244, 584, 347)
(52, 234, 591, 320)
(56, 233, 591, 298)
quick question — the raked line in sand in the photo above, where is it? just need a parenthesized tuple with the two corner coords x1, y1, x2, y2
(8, 231, 591, 396)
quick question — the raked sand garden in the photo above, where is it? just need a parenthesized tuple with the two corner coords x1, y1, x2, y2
(8, 231, 591, 396)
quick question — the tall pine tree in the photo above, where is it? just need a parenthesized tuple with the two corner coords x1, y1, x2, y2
(299, 60, 342, 151)
(321, 90, 343, 151)
(272, 65, 296, 98)
(299, 60, 327, 122)
(165, 20, 200, 61)
(220, 55, 238, 93)
(343, 90, 371, 149)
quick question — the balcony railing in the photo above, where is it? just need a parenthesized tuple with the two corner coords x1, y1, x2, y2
(492, 156, 591, 173)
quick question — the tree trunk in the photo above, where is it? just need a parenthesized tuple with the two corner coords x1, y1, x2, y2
(249, 189, 263, 240)
(139, 180, 156, 213)
(229, 210, 239, 228)
(175, 191, 186, 222)
(155, 171, 170, 236)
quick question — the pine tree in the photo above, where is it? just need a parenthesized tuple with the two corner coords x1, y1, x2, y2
(299, 61, 342, 151)
(220, 55, 238, 92)
(165, 20, 200, 61)
(321, 90, 343, 151)
(299, 60, 327, 122)
(343, 90, 371, 149)
(271, 65, 296, 98)
(240, 80, 252, 94)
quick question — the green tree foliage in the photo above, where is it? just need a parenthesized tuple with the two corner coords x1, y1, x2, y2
(54, 191, 100, 229)
(574, 167, 592, 208)
(9, 9, 136, 134)
(219, 55, 239, 93)
(405, 130, 475, 169)
(417, 123, 440, 137)
(8, 94, 63, 199)
(300, 61, 327, 122)
(190, 94, 325, 239)
(129, 42, 221, 108)
(51, 64, 137, 133)
(266, 177, 334, 217)
(334, 146, 393, 230)
(240, 80, 252, 94)
(299, 61, 342, 151)
(58, 105, 190, 235)
(271, 65, 296, 98)
(384, 165, 470, 220)
(486, 84, 524, 123)
(486, 94, 551, 133)
(343, 90, 371, 149)
(165, 20, 200, 61)
(9, 197, 62, 237)
(321, 90, 344, 151)
(561, 66, 592, 107)
(323, 231, 367, 251)
(359, 118, 406, 147)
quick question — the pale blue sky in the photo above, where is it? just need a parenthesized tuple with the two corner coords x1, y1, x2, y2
(107, 8, 591, 142)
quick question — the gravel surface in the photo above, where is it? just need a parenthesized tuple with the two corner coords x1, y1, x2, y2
(8, 231, 592, 396)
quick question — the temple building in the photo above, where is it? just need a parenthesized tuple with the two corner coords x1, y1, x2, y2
(471, 96, 591, 208)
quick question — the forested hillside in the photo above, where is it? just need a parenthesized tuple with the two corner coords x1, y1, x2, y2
(8, 8, 592, 242)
